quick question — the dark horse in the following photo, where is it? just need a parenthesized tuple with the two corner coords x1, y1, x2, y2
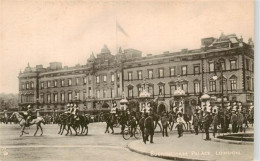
(58, 113, 78, 136)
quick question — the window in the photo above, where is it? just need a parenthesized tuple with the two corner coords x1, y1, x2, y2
(246, 59, 250, 71)
(68, 79, 72, 86)
(75, 91, 80, 100)
(76, 78, 79, 85)
(117, 85, 120, 97)
(96, 90, 100, 99)
(61, 93, 65, 102)
(230, 80, 237, 91)
(230, 60, 237, 70)
(54, 93, 58, 102)
(83, 91, 86, 100)
(31, 82, 34, 89)
(26, 83, 29, 89)
(148, 86, 153, 96)
(148, 70, 153, 79)
(83, 78, 87, 85)
(128, 87, 133, 98)
(88, 87, 92, 97)
(209, 62, 215, 72)
(103, 89, 106, 98)
(181, 66, 187, 75)
(111, 89, 115, 98)
(117, 73, 120, 81)
(220, 60, 226, 70)
(137, 71, 142, 80)
(170, 85, 176, 96)
(88, 77, 91, 84)
(138, 86, 143, 96)
(159, 86, 164, 95)
(194, 65, 200, 74)
(170, 67, 175, 77)
(103, 75, 107, 82)
(47, 94, 51, 103)
(61, 80, 64, 87)
(246, 77, 251, 90)
(209, 80, 216, 92)
(181, 83, 188, 93)
(41, 82, 44, 89)
(159, 68, 164, 78)
(128, 72, 133, 81)
(40, 94, 44, 103)
(54, 80, 57, 87)
(194, 83, 200, 94)
(47, 81, 51, 88)
(68, 93, 72, 101)
(111, 74, 115, 82)
(22, 84, 25, 90)
(96, 76, 100, 84)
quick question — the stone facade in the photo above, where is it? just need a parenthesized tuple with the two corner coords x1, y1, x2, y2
(18, 34, 254, 114)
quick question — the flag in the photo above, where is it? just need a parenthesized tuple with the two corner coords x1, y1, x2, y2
(116, 21, 128, 37)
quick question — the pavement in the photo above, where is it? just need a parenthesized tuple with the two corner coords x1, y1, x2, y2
(0, 123, 166, 161)
(127, 129, 254, 161)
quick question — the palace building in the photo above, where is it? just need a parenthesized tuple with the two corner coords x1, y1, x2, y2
(18, 33, 254, 115)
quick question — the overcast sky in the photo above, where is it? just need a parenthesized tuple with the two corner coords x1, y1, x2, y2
(0, 0, 254, 94)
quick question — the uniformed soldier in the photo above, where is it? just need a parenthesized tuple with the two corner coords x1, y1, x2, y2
(26, 105, 33, 126)
(144, 112, 154, 144)
(161, 112, 169, 137)
(237, 110, 244, 132)
(230, 111, 238, 133)
(192, 112, 199, 135)
(203, 111, 212, 141)
(212, 112, 219, 138)
(139, 113, 147, 143)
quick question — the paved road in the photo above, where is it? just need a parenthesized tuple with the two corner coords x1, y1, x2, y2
(0, 123, 166, 161)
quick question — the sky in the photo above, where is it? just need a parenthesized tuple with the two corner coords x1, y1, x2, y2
(0, 0, 254, 94)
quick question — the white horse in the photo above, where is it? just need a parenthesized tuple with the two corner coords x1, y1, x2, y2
(10, 112, 45, 137)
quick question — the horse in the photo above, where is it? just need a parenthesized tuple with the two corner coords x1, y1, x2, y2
(153, 113, 162, 131)
(58, 113, 78, 136)
(168, 112, 177, 131)
(74, 115, 90, 135)
(10, 112, 45, 137)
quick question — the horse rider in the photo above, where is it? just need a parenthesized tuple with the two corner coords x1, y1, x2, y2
(176, 112, 185, 138)
(72, 104, 79, 120)
(65, 104, 71, 114)
(26, 105, 33, 126)
(144, 112, 154, 144)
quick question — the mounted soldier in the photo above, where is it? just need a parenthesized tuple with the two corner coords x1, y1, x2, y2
(26, 105, 33, 126)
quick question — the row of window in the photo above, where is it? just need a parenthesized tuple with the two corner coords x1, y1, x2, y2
(95, 73, 120, 84)
(21, 82, 34, 90)
(209, 59, 237, 72)
(127, 65, 192, 81)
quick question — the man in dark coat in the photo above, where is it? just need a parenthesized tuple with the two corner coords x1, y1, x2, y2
(139, 113, 147, 143)
(230, 111, 238, 133)
(212, 113, 219, 138)
(192, 112, 199, 135)
(161, 112, 169, 137)
(203, 111, 211, 141)
(144, 112, 154, 144)
(26, 105, 33, 126)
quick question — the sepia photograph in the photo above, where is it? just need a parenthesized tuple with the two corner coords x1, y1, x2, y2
(0, 0, 255, 160)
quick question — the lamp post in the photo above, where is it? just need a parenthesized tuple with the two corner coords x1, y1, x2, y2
(213, 60, 225, 132)
(212, 61, 224, 110)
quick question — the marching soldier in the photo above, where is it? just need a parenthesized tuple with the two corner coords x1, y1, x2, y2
(161, 112, 169, 137)
(230, 111, 238, 133)
(203, 111, 211, 141)
(144, 112, 154, 144)
(192, 112, 199, 135)
(139, 113, 147, 143)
